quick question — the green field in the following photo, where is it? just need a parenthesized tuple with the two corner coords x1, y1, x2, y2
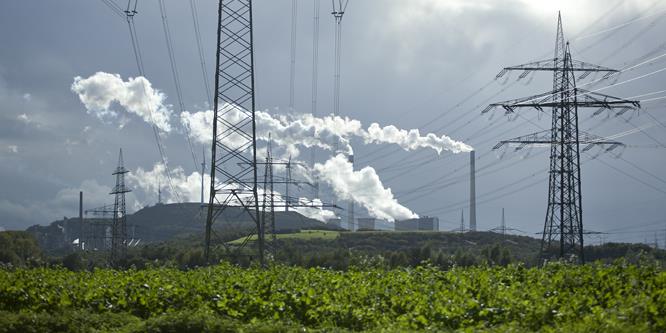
(1, 262, 664, 332)
(228, 229, 341, 244)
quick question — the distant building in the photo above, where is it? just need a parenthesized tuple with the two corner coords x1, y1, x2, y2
(395, 216, 439, 231)
(357, 218, 376, 231)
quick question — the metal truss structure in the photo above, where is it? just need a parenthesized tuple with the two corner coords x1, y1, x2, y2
(487, 13, 640, 263)
(111, 149, 131, 266)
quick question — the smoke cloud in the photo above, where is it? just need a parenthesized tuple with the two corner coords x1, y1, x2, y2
(364, 123, 473, 154)
(182, 107, 472, 156)
(72, 72, 172, 132)
(314, 154, 418, 222)
(73, 73, 471, 154)
(127, 163, 337, 222)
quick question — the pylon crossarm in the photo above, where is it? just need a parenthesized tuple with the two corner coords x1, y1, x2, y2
(483, 91, 556, 114)
(497, 58, 618, 79)
(493, 130, 624, 150)
(576, 89, 642, 109)
(485, 89, 641, 114)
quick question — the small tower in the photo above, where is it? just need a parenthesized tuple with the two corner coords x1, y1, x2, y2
(110, 148, 131, 266)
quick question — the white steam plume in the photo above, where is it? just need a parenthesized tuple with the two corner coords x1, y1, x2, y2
(127, 163, 337, 222)
(292, 198, 338, 222)
(314, 154, 418, 222)
(182, 107, 472, 156)
(364, 123, 472, 154)
(181, 106, 361, 156)
(72, 73, 472, 154)
(72, 72, 172, 132)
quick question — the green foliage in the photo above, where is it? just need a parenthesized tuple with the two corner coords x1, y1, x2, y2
(61, 253, 83, 271)
(0, 231, 42, 267)
(0, 262, 664, 332)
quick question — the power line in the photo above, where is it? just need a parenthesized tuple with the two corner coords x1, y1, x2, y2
(123, 0, 183, 204)
(158, 0, 200, 171)
(99, 0, 125, 19)
(189, 0, 213, 108)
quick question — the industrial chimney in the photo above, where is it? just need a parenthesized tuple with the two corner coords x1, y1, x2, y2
(469, 150, 476, 231)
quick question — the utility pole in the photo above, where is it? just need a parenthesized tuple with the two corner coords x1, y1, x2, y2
(488, 13, 640, 263)
(460, 209, 465, 233)
(205, 0, 263, 266)
(110, 149, 131, 266)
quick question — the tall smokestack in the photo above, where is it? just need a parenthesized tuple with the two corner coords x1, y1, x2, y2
(79, 191, 83, 248)
(348, 154, 354, 231)
(469, 150, 476, 231)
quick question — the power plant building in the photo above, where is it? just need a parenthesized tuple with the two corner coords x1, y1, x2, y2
(395, 216, 440, 231)
(357, 218, 376, 231)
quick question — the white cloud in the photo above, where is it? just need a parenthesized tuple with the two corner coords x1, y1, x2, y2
(17, 113, 30, 123)
(0, 179, 119, 230)
(71, 72, 172, 132)
(127, 163, 209, 204)
(7, 145, 18, 153)
(314, 154, 418, 222)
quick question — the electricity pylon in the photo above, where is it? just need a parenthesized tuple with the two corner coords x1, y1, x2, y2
(487, 13, 640, 263)
(204, 0, 263, 265)
(110, 148, 131, 266)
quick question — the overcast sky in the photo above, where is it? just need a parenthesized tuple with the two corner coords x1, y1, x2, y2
(1, 0, 665, 245)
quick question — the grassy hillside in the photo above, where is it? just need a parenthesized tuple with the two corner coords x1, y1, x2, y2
(26, 203, 341, 253)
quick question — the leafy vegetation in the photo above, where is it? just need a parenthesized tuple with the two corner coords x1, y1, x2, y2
(1, 262, 664, 332)
(0, 231, 42, 267)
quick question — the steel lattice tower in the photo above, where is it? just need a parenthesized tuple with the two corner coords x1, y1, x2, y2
(204, 0, 263, 264)
(110, 148, 131, 266)
(261, 139, 277, 256)
(488, 13, 640, 263)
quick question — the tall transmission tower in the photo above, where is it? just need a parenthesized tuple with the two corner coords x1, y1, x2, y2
(289, 0, 298, 110)
(488, 13, 640, 263)
(261, 139, 277, 255)
(110, 148, 131, 266)
(310, 0, 321, 198)
(204, 0, 263, 265)
(331, 1, 351, 228)
(331, 0, 349, 120)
